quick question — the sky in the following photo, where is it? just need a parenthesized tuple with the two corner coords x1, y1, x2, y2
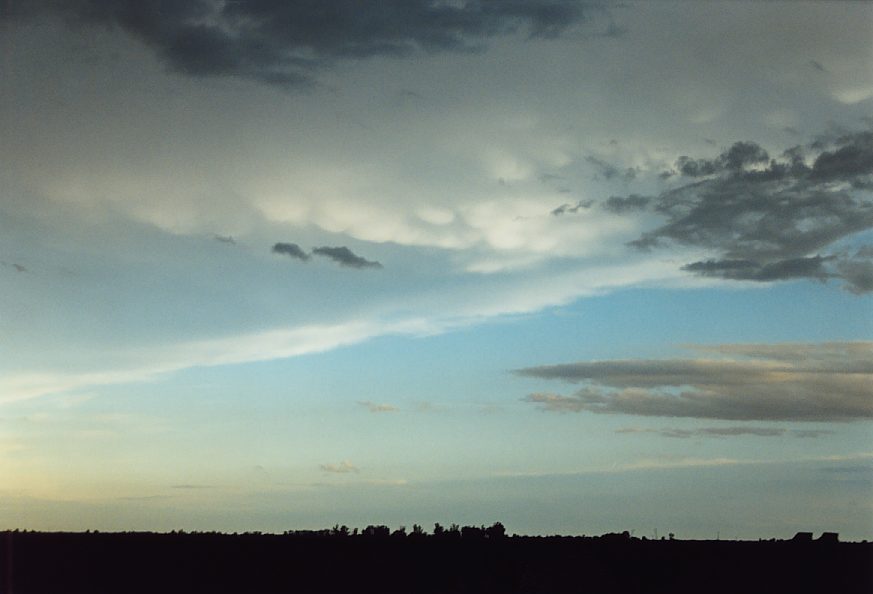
(1, 0, 872, 540)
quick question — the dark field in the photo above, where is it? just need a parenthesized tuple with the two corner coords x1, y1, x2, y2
(3, 529, 871, 594)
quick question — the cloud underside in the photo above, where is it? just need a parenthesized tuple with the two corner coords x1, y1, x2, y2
(518, 342, 873, 422)
(15, 0, 590, 87)
(628, 130, 873, 293)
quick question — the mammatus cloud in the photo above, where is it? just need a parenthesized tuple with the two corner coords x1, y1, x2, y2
(313, 246, 382, 269)
(320, 460, 359, 474)
(358, 401, 398, 414)
(8, 0, 593, 88)
(518, 342, 873, 422)
(615, 427, 833, 439)
(625, 129, 873, 292)
(272, 242, 310, 261)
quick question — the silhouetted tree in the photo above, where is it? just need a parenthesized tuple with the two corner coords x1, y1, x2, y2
(362, 525, 390, 538)
(461, 525, 485, 540)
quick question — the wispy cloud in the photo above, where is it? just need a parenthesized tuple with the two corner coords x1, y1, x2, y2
(358, 401, 398, 414)
(519, 342, 873, 422)
(1, 261, 27, 273)
(319, 460, 359, 474)
(213, 234, 236, 245)
(615, 426, 834, 439)
(0, 318, 437, 404)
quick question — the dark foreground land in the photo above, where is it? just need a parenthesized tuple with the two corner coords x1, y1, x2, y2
(3, 528, 871, 594)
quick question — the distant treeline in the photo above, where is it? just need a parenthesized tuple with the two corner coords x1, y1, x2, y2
(3, 526, 871, 593)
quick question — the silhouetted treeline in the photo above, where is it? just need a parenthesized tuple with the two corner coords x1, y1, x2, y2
(2, 525, 871, 593)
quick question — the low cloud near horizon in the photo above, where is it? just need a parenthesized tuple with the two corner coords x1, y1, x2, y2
(615, 427, 834, 439)
(518, 342, 873, 422)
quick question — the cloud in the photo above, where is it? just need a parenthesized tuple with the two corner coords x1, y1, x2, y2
(518, 342, 873, 422)
(585, 155, 637, 181)
(626, 129, 873, 292)
(312, 246, 382, 269)
(320, 460, 359, 474)
(615, 426, 833, 439)
(358, 401, 398, 414)
(551, 200, 592, 216)
(809, 59, 827, 73)
(1, 261, 27, 273)
(602, 194, 651, 214)
(272, 242, 310, 261)
(14, 0, 593, 88)
(213, 234, 236, 245)
(0, 317, 437, 404)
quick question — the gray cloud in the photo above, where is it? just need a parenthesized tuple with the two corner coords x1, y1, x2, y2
(585, 155, 637, 182)
(12, 0, 593, 88)
(615, 426, 833, 439)
(518, 342, 873, 422)
(358, 400, 398, 413)
(214, 234, 236, 245)
(602, 194, 651, 214)
(551, 200, 592, 216)
(320, 460, 359, 474)
(272, 242, 310, 261)
(313, 246, 382, 269)
(809, 59, 826, 72)
(627, 129, 873, 292)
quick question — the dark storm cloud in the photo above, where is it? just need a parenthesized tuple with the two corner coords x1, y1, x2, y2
(12, 0, 592, 87)
(313, 246, 382, 269)
(626, 130, 873, 292)
(272, 242, 310, 261)
(517, 342, 873, 422)
(681, 256, 833, 283)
